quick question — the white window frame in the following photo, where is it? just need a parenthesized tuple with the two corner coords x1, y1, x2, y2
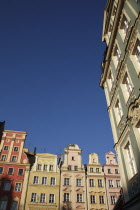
(13, 147, 18, 152)
(111, 196, 116, 205)
(76, 179, 82, 186)
(99, 195, 104, 204)
(8, 168, 14, 175)
(11, 156, 17, 162)
(43, 164, 48, 171)
(31, 193, 37, 202)
(108, 180, 114, 188)
(89, 179, 94, 187)
(49, 165, 53, 171)
(40, 193, 46, 203)
(18, 169, 23, 176)
(33, 176, 39, 184)
(4, 146, 9, 151)
(15, 183, 21, 192)
(38, 164, 42, 170)
(116, 180, 121, 188)
(90, 167, 93, 172)
(98, 179, 102, 187)
(50, 177, 55, 185)
(64, 193, 70, 202)
(1, 155, 6, 161)
(64, 178, 70, 186)
(77, 194, 82, 202)
(90, 195, 95, 204)
(42, 177, 47, 185)
(49, 194, 55, 203)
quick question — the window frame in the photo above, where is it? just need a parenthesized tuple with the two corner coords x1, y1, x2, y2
(14, 183, 22, 192)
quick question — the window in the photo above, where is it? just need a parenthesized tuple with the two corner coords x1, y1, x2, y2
(133, 39, 140, 64)
(90, 168, 93, 172)
(99, 196, 104, 204)
(15, 183, 21, 191)
(18, 169, 23, 176)
(33, 176, 39, 184)
(38, 164, 42, 170)
(4, 146, 8, 151)
(11, 156, 17, 162)
(31, 193, 37, 202)
(108, 70, 114, 90)
(122, 73, 133, 98)
(49, 165, 53, 171)
(4, 182, 11, 191)
(108, 169, 111, 174)
(76, 179, 82, 186)
(50, 177, 55, 185)
(44, 165, 47, 171)
(112, 5, 117, 16)
(74, 166, 78, 171)
(90, 195, 95, 204)
(42, 177, 47, 185)
(68, 165, 71, 171)
(40, 193, 46, 203)
(0, 167, 3, 174)
(96, 168, 99, 173)
(72, 156, 74, 161)
(113, 45, 121, 66)
(10, 201, 18, 210)
(89, 179, 94, 187)
(98, 179, 102, 187)
(120, 15, 129, 36)
(14, 147, 18, 152)
(64, 178, 70, 186)
(125, 143, 137, 177)
(115, 99, 123, 122)
(108, 180, 114, 187)
(49, 194, 54, 203)
(115, 169, 119, 174)
(8, 168, 13, 175)
(0, 201, 7, 210)
(116, 180, 121, 188)
(64, 193, 70, 202)
(1, 155, 6, 161)
(111, 196, 116, 205)
(77, 194, 82, 202)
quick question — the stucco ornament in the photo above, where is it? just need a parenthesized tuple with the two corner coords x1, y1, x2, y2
(128, 97, 140, 125)
(23, 159, 27, 164)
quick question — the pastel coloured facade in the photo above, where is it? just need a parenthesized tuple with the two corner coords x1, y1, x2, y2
(100, 0, 140, 209)
(60, 144, 87, 210)
(103, 152, 121, 210)
(0, 130, 30, 210)
(25, 153, 60, 210)
(86, 153, 107, 210)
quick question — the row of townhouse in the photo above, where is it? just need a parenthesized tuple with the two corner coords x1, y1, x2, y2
(0, 127, 121, 210)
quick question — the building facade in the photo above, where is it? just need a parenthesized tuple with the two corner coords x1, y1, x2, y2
(103, 152, 121, 210)
(86, 153, 107, 210)
(25, 153, 60, 210)
(60, 144, 87, 210)
(0, 130, 30, 210)
(100, 0, 140, 209)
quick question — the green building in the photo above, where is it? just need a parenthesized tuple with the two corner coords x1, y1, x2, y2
(100, 0, 140, 209)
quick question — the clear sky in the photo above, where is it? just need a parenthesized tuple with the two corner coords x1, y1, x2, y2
(0, 0, 115, 164)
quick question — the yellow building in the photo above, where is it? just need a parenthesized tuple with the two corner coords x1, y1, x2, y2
(25, 153, 60, 210)
(86, 153, 107, 210)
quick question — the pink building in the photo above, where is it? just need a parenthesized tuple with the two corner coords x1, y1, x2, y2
(103, 152, 121, 210)
(60, 144, 87, 210)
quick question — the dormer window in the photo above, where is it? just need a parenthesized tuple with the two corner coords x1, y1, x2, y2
(14, 147, 18, 152)
(4, 146, 8, 151)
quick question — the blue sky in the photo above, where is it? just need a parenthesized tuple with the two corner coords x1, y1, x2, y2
(0, 0, 115, 164)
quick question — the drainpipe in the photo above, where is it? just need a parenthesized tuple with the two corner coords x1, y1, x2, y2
(104, 175, 109, 210)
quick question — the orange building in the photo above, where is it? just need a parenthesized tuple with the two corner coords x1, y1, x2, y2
(0, 130, 30, 210)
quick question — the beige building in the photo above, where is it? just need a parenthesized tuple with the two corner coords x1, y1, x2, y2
(86, 153, 107, 210)
(25, 153, 60, 210)
(60, 144, 87, 210)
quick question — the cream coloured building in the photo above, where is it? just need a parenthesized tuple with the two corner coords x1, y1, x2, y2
(86, 153, 107, 210)
(25, 153, 60, 210)
(60, 144, 87, 210)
